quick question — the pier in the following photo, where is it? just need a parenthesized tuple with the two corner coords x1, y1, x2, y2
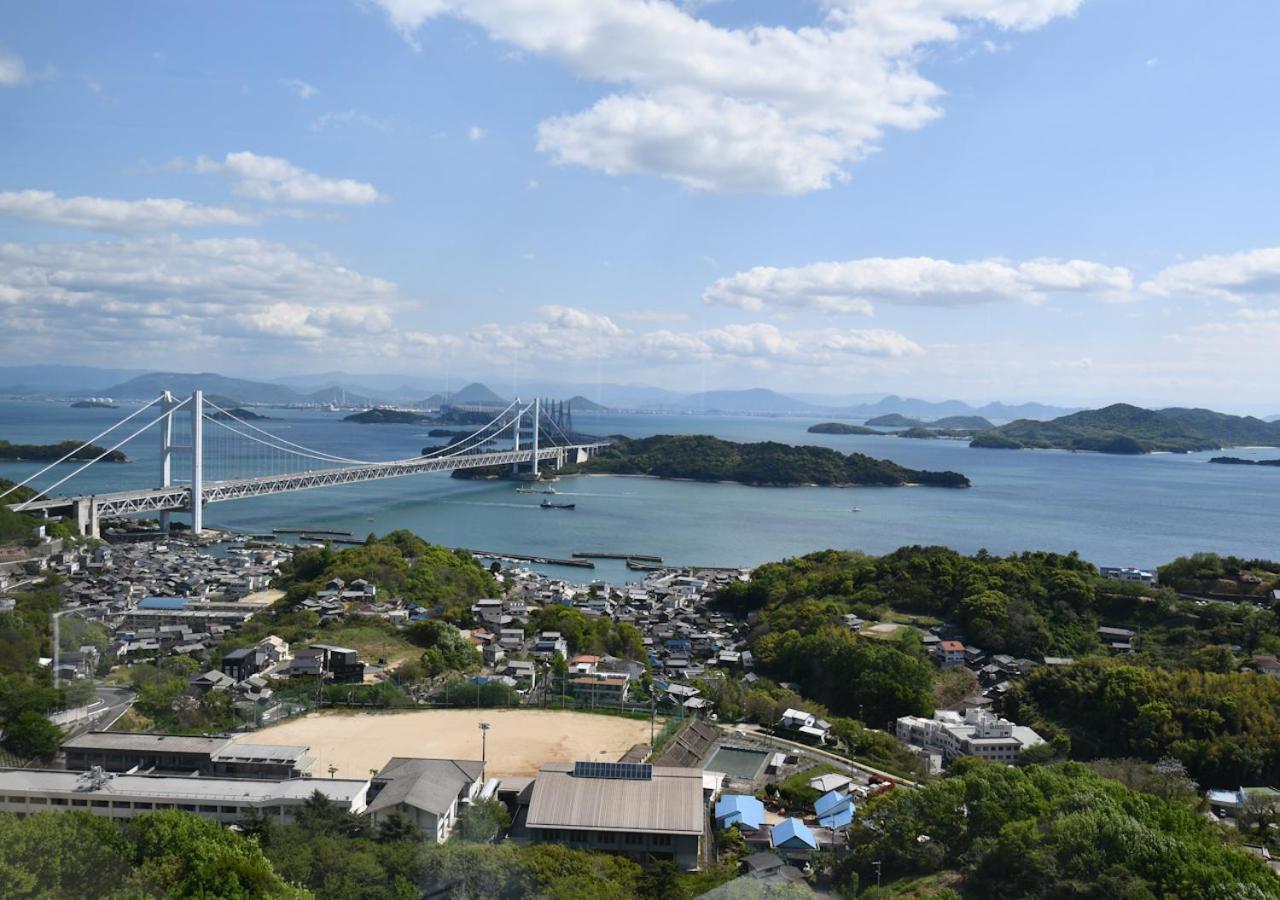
(572, 551, 663, 562)
(461, 549, 595, 569)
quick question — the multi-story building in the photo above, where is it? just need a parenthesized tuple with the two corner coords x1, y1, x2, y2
(895, 709, 1044, 765)
(364, 757, 485, 843)
(61, 732, 313, 780)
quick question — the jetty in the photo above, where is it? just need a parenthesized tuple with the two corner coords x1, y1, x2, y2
(273, 528, 354, 537)
(573, 551, 663, 563)
(462, 549, 595, 569)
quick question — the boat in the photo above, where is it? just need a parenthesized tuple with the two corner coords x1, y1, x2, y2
(540, 500, 576, 510)
(851, 507, 861, 512)
(516, 486, 558, 495)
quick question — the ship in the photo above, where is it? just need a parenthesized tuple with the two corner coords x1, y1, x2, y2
(540, 500, 576, 510)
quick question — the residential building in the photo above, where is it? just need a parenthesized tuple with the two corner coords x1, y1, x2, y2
(715, 794, 765, 832)
(770, 818, 818, 859)
(937, 640, 966, 668)
(221, 646, 266, 682)
(777, 708, 830, 743)
(364, 757, 486, 843)
(814, 790, 855, 829)
(571, 672, 630, 705)
(1100, 566, 1156, 585)
(525, 762, 705, 871)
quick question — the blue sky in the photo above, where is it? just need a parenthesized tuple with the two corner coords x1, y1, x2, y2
(2, 0, 1279, 410)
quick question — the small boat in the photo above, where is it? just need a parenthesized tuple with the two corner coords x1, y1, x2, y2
(540, 500, 576, 510)
(851, 507, 861, 512)
(516, 486, 558, 495)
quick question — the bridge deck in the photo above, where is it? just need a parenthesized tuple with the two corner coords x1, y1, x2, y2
(10, 443, 607, 518)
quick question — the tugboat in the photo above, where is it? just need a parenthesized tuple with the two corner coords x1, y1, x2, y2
(540, 499, 576, 510)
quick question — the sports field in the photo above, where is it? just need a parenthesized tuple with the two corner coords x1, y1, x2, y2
(234, 708, 655, 777)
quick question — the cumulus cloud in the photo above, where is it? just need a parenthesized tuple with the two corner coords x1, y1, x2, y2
(372, 0, 1082, 193)
(283, 78, 319, 99)
(0, 190, 258, 233)
(467, 125, 486, 141)
(704, 255, 1133, 313)
(0, 51, 28, 86)
(0, 236, 401, 357)
(1143, 247, 1280, 302)
(194, 151, 385, 204)
(460, 305, 921, 369)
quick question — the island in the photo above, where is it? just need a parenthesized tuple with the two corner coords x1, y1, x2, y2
(206, 407, 270, 421)
(0, 439, 127, 462)
(865, 414, 923, 427)
(807, 422, 879, 435)
(70, 399, 118, 409)
(1209, 456, 1280, 467)
(966, 403, 1261, 454)
(555, 434, 969, 488)
(931, 415, 994, 429)
(343, 408, 432, 425)
(897, 426, 975, 440)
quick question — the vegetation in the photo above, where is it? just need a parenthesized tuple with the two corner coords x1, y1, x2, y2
(1156, 551, 1279, 597)
(117, 657, 241, 733)
(842, 761, 1277, 898)
(0, 439, 128, 462)
(931, 416, 994, 429)
(560, 434, 970, 488)
(343, 408, 432, 424)
(971, 402, 1280, 453)
(1004, 657, 1280, 786)
(865, 414, 922, 427)
(528, 605, 646, 660)
(1210, 456, 1280, 466)
(807, 422, 879, 435)
(0, 809, 304, 898)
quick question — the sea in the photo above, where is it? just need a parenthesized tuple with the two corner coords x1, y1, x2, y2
(2, 400, 1278, 583)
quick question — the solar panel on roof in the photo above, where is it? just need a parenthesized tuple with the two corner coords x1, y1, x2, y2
(572, 761, 652, 780)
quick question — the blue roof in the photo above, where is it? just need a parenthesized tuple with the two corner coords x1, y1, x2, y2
(814, 790, 852, 817)
(771, 817, 817, 850)
(138, 597, 188, 610)
(819, 807, 854, 829)
(715, 794, 765, 832)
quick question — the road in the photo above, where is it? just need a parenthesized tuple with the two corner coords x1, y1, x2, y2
(719, 722, 922, 789)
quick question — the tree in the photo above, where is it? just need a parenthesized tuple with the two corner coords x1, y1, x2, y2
(1239, 791, 1280, 838)
(376, 810, 422, 844)
(2, 709, 62, 758)
(454, 799, 512, 843)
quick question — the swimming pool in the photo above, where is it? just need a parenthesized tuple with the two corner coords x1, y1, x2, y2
(705, 745, 769, 779)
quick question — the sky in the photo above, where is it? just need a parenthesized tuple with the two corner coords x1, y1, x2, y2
(2, 0, 1279, 411)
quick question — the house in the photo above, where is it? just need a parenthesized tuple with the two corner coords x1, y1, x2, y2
(221, 646, 266, 682)
(533, 632, 568, 659)
(482, 643, 506, 667)
(1253, 655, 1280, 678)
(1099, 566, 1156, 585)
(937, 640, 966, 668)
(525, 762, 705, 871)
(189, 669, 235, 693)
(808, 773, 852, 795)
(715, 793, 766, 832)
(365, 757, 486, 843)
(777, 708, 830, 743)
(770, 818, 818, 858)
(814, 790, 855, 829)
(308, 644, 365, 683)
(498, 628, 526, 649)
(289, 648, 324, 677)
(502, 659, 536, 689)
(568, 654, 599, 675)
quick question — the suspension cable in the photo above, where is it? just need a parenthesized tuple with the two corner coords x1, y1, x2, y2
(12, 398, 189, 509)
(0, 395, 166, 502)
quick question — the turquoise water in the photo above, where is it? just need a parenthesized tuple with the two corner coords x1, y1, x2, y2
(2, 400, 1278, 582)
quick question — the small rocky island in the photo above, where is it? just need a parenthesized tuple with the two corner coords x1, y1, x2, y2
(807, 422, 879, 435)
(70, 399, 119, 409)
(206, 407, 270, 421)
(1209, 456, 1280, 467)
(344, 408, 432, 425)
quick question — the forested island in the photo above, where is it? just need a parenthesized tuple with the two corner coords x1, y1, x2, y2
(1210, 456, 1280, 467)
(558, 434, 970, 487)
(205, 407, 269, 421)
(970, 403, 1280, 454)
(343, 408, 431, 425)
(807, 422, 878, 435)
(69, 399, 117, 409)
(865, 413, 921, 427)
(0, 439, 127, 463)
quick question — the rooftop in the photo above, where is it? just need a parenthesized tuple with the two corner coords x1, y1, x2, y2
(366, 757, 485, 817)
(0, 768, 365, 805)
(527, 762, 703, 836)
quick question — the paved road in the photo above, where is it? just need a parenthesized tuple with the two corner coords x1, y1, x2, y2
(718, 722, 922, 789)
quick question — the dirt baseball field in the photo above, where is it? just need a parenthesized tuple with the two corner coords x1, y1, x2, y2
(234, 708, 656, 777)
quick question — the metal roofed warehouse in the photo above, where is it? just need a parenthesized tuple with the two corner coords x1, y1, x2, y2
(525, 761, 705, 871)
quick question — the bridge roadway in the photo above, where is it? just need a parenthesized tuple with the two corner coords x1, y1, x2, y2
(9, 443, 608, 530)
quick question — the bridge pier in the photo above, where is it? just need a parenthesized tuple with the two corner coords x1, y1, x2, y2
(75, 497, 100, 540)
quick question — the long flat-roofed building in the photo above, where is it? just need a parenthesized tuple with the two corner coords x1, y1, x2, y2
(525, 761, 705, 871)
(62, 732, 313, 779)
(0, 768, 366, 825)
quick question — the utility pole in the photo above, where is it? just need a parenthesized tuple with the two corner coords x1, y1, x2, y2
(873, 860, 882, 888)
(479, 721, 490, 766)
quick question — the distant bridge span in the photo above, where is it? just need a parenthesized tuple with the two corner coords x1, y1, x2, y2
(4, 391, 608, 537)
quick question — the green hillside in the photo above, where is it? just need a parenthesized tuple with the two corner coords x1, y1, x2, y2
(807, 421, 879, 435)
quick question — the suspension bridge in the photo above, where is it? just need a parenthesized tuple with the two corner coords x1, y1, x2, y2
(2, 391, 608, 538)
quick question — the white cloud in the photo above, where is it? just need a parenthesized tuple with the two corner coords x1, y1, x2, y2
(467, 125, 486, 141)
(373, 0, 1082, 193)
(704, 255, 1133, 313)
(310, 108, 389, 132)
(194, 151, 386, 204)
(0, 51, 28, 86)
(283, 78, 319, 99)
(0, 236, 402, 358)
(0, 190, 258, 233)
(1144, 247, 1280, 302)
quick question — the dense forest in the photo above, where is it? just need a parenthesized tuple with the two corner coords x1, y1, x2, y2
(0, 439, 127, 462)
(558, 434, 971, 487)
(806, 422, 878, 434)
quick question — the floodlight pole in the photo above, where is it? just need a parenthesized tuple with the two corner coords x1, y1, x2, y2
(479, 721, 490, 765)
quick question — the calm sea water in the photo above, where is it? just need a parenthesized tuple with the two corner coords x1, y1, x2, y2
(2, 400, 1278, 582)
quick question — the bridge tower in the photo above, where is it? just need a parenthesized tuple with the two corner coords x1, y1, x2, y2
(157, 390, 204, 534)
(530, 397, 540, 480)
(511, 399, 521, 477)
